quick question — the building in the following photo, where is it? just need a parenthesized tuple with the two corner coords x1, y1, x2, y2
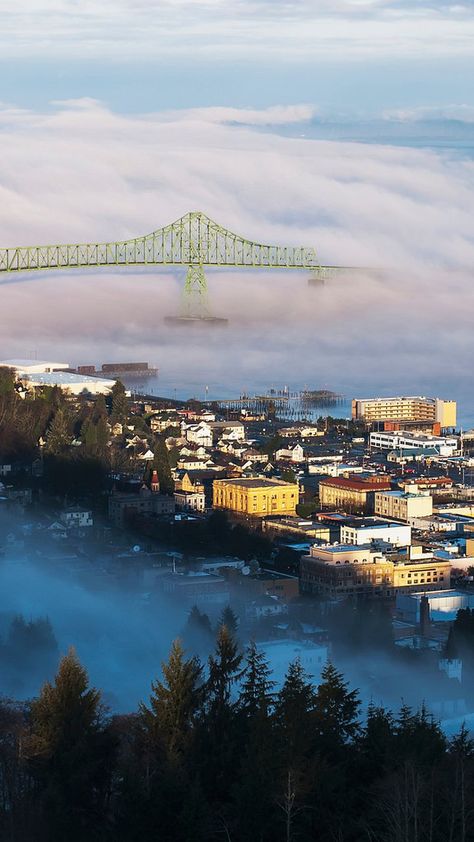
(340, 517, 411, 547)
(275, 444, 305, 463)
(262, 516, 331, 543)
(374, 489, 433, 522)
(213, 476, 299, 517)
(319, 475, 391, 513)
(207, 420, 245, 441)
(300, 543, 450, 598)
(161, 571, 230, 611)
(183, 422, 213, 448)
(0, 358, 69, 375)
(256, 639, 328, 688)
(369, 430, 457, 457)
(60, 507, 93, 529)
(174, 489, 206, 512)
(22, 371, 117, 396)
(108, 486, 175, 527)
(396, 590, 474, 623)
(352, 396, 457, 429)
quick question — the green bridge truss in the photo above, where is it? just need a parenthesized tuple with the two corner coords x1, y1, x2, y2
(0, 211, 344, 318)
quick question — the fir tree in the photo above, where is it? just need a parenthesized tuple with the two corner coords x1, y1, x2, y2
(140, 639, 203, 760)
(313, 661, 360, 753)
(275, 657, 316, 765)
(26, 648, 113, 841)
(111, 380, 128, 425)
(219, 605, 239, 639)
(207, 625, 243, 712)
(44, 408, 70, 455)
(238, 640, 275, 719)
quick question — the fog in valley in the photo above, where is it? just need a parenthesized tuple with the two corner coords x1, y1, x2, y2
(1, 100, 474, 725)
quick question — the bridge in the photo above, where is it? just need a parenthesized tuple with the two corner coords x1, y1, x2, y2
(0, 211, 347, 323)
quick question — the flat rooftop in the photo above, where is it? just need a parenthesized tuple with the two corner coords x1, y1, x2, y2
(214, 477, 296, 488)
(0, 358, 68, 369)
(25, 372, 116, 386)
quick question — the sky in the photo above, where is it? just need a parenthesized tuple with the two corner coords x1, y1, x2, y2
(1, 1, 474, 112)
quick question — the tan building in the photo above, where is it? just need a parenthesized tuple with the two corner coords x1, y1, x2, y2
(319, 475, 391, 513)
(300, 543, 450, 597)
(465, 523, 474, 557)
(213, 477, 298, 517)
(374, 490, 433, 522)
(352, 396, 456, 429)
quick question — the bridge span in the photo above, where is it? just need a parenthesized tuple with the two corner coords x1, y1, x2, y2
(0, 211, 350, 322)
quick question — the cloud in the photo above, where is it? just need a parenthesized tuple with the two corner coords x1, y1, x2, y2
(0, 99, 473, 422)
(384, 104, 474, 124)
(0, 0, 473, 60)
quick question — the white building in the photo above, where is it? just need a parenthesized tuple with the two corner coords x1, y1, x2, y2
(183, 422, 213, 448)
(396, 589, 474, 623)
(340, 518, 411, 547)
(174, 489, 206, 512)
(275, 444, 305, 463)
(256, 639, 328, 688)
(23, 371, 116, 396)
(0, 358, 69, 375)
(369, 430, 457, 457)
(60, 507, 93, 528)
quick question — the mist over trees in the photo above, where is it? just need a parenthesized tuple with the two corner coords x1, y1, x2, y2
(1, 632, 474, 842)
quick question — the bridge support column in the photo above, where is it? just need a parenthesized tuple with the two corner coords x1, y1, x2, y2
(164, 263, 228, 326)
(182, 263, 209, 317)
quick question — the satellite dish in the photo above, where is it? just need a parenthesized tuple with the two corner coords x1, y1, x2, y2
(242, 566, 251, 576)
(132, 545, 141, 553)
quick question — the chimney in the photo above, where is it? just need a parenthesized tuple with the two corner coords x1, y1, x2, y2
(419, 594, 430, 637)
(151, 470, 160, 493)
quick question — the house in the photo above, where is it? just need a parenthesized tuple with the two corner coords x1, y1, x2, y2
(183, 422, 213, 448)
(174, 489, 206, 512)
(60, 507, 93, 529)
(275, 443, 305, 463)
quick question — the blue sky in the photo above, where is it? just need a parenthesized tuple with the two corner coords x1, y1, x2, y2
(1, 1, 474, 116)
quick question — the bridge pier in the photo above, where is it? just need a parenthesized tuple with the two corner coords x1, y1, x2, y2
(164, 263, 229, 326)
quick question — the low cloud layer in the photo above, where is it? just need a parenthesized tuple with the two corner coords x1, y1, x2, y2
(0, 100, 473, 422)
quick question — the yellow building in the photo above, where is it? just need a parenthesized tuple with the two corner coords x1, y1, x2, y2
(319, 475, 391, 513)
(300, 543, 450, 597)
(465, 522, 474, 557)
(351, 396, 456, 429)
(213, 477, 298, 517)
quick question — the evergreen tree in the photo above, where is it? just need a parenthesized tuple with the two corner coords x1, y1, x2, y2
(151, 435, 174, 495)
(26, 648, 114, 841)
(313, 662, 361, 754)
(44, 408, 70, 455)
(93, 393, 108, 422)
(200, 626, 243, 801)
(238, 640, 275, 719)
(275, 658, 316, 766)
(219, 605, 239, 639)
(207, 625, 243, 712)
(140, 639, 203, 761)
(182, 606, 214, 657)
(111, 380, 128, 425)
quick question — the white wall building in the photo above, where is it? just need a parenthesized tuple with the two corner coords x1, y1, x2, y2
(340, 519, 412, 547)
(0, 359, 69, 375)
(256, 639, 328, 688)
(23, 371, 116, 395)
(60, 508, 93, 528)
(369, 430, 457, 457)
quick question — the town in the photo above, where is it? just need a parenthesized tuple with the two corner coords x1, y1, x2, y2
(1, 357, 474, 723)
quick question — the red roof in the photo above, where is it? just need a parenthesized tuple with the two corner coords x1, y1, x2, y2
(320, 476, 392, 492)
